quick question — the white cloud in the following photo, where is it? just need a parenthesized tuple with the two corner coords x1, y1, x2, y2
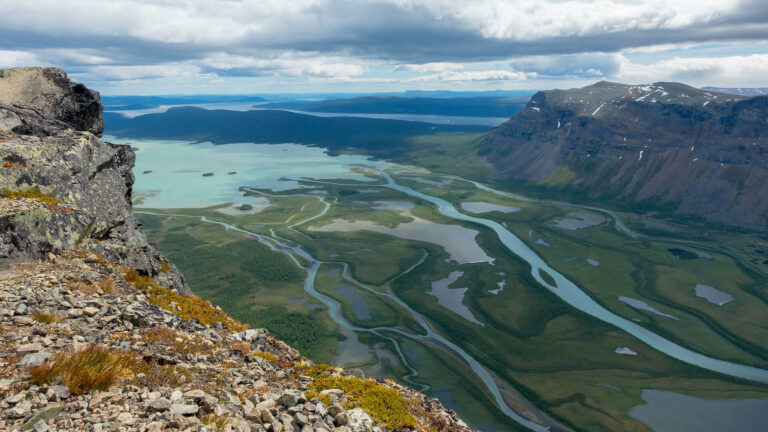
(0, 50, 42, 68)
(616, 53, 768, 86)
(508, 53, 622, 78)
(394, 62, 463, 73)
(199, 52, 365, 78)
(0, 0, 743, 47)
(391, 0, 737, 40)
(409, 69, 527, 82)
(80, 65, 192, 81)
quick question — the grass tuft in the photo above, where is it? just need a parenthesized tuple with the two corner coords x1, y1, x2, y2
(202, 414, 229, 430)
(97, 276, 116, 295)
(28, 345, 134, 395)
(31, 311, 63, 324)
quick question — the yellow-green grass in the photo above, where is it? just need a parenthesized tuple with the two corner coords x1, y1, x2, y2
(310, 375, 417, 430)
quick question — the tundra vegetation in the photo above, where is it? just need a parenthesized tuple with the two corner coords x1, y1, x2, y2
(139, 161, 768, 431)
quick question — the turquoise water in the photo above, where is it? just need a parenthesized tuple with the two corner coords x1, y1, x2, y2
(104, 136, 385, 208)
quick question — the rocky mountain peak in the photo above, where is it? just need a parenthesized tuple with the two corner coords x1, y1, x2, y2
(0, 67, 104, 137)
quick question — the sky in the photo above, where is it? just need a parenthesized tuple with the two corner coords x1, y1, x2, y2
(1, 0, 768, 95)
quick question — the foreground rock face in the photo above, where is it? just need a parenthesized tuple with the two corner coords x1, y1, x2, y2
(481, 81, 768, 228)
(0, 67, 187, 293)
(0, 68, 473, 432)
(0, 253, 471, 432)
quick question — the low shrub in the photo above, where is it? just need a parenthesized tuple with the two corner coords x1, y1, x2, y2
(252, 351, 278, 363)
(121, 267, 246, 331)
(310, 375, 417, 429)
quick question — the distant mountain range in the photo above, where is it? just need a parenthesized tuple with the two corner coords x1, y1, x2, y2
(104, 107, 488, 151)
(257, 95, 529, 118)
(480, 81, 768, 229)
(702, 87, 768, 97)
(101, 95, 267, 110)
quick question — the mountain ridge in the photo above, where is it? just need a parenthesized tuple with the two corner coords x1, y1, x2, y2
(480, 80, 768, 229)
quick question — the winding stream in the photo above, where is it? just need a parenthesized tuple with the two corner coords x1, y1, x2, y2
(377, 172, 768, 385)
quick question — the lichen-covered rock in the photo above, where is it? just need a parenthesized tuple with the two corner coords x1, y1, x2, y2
(0, 67, 187, 293)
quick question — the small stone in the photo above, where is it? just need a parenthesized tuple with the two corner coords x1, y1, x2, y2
(261, 409, 274, 424)
(82, 306, 99, 317)
(6, 391, 26, 404)
(146, 421, 164, 432)
(49, 385, 70, 400)
(18, 352, 52, 367)
(345, 408, 373, 430)
(15, 303, 28, 315)
(16, 343, 42, 354)
(295, 412, 309, 425)
(170, 404, 199, 416)
(10, 400, 32, 418)
(116, 412, 134, 424)
(33, 420, 49, 432)
(334, 412, 348, 427)
(327, 404, 344, 417)
(170, 390, 183, 401)
(278, 392, 299, 408)
(255, 398, 276, 412)
(148, 398, 171, 411)
(184, 389, 206, 401)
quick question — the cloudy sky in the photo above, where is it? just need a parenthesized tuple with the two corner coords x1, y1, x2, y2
(1, 0, 767, 94)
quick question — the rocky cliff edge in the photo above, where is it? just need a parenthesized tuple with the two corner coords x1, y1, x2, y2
(0, 67, 471, 432)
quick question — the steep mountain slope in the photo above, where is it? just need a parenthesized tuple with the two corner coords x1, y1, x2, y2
(0, 67, 472, 432)
(480, 81, 768, 229)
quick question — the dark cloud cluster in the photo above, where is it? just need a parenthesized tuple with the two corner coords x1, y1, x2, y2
(0, 0, 766, 89)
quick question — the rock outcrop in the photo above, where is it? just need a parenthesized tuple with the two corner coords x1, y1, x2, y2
(0, 67, 103, 137)
(480, 81, 768, 229)
(0, 67, 187, 293)
(0, 67, 472, 432)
